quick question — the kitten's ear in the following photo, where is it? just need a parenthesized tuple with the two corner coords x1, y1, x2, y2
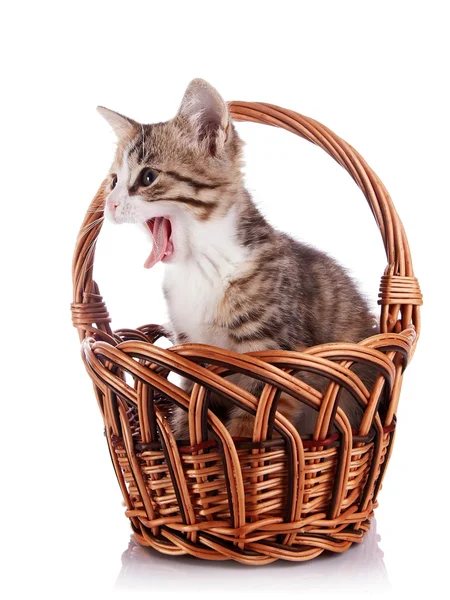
(97, 106, 137, 139)
(177, 79, 229, 155)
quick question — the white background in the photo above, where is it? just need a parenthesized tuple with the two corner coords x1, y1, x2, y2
(1, 1, 449, 598)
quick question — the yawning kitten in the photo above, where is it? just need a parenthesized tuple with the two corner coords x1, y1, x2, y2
(99, 79, 378, 439)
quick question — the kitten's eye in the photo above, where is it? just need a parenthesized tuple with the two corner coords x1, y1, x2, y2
(111, 174, 117, 189)
(140, 168, 158, 187)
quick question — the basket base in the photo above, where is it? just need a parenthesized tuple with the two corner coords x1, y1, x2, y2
(126, 511, 375, 565)
(116, 519, 390, 594)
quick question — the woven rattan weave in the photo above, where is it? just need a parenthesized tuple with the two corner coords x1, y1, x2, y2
(72, 101, 422, 564)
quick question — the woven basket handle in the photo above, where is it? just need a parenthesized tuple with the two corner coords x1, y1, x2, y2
(72, 101, 421, 345)
(229, 102, 421, 344)
(72, 179, 115, 343)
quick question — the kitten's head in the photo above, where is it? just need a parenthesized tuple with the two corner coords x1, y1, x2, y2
(98, 79, 244, 267)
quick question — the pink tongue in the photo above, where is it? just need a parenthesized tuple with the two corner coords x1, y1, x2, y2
(144, 217, 172, 269)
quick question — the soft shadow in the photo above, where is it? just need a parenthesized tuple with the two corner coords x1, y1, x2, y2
(115, 519, 390, 593)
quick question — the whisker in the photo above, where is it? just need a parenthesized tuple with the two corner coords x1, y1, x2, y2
(84, 207, 106, 214)
(81, 215, 104, 228)
(83, 234, 100, 274)
(76, 218, 105, 246)
(78, 216, 105, 237)
(195, 255, 215, 287)
(200, 251, 222, 278)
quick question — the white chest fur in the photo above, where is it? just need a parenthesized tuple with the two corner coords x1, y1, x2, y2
(163, 209, 248, 346)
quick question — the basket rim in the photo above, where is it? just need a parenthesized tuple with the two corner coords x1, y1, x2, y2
(80, 321, 414, 441)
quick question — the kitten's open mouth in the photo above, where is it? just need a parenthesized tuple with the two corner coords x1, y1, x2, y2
(144, 217, 174, 268)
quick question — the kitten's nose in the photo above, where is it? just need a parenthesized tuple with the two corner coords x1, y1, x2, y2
(105, 199, 120, 223)
(107, 199, 119, 212)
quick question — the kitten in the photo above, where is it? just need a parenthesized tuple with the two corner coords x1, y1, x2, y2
(99, 79, 378, 440)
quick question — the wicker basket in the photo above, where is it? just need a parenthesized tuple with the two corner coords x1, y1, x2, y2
(72, 101, 422, 564)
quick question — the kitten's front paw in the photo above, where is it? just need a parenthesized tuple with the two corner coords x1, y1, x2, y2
(160, 322, 176, 343)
